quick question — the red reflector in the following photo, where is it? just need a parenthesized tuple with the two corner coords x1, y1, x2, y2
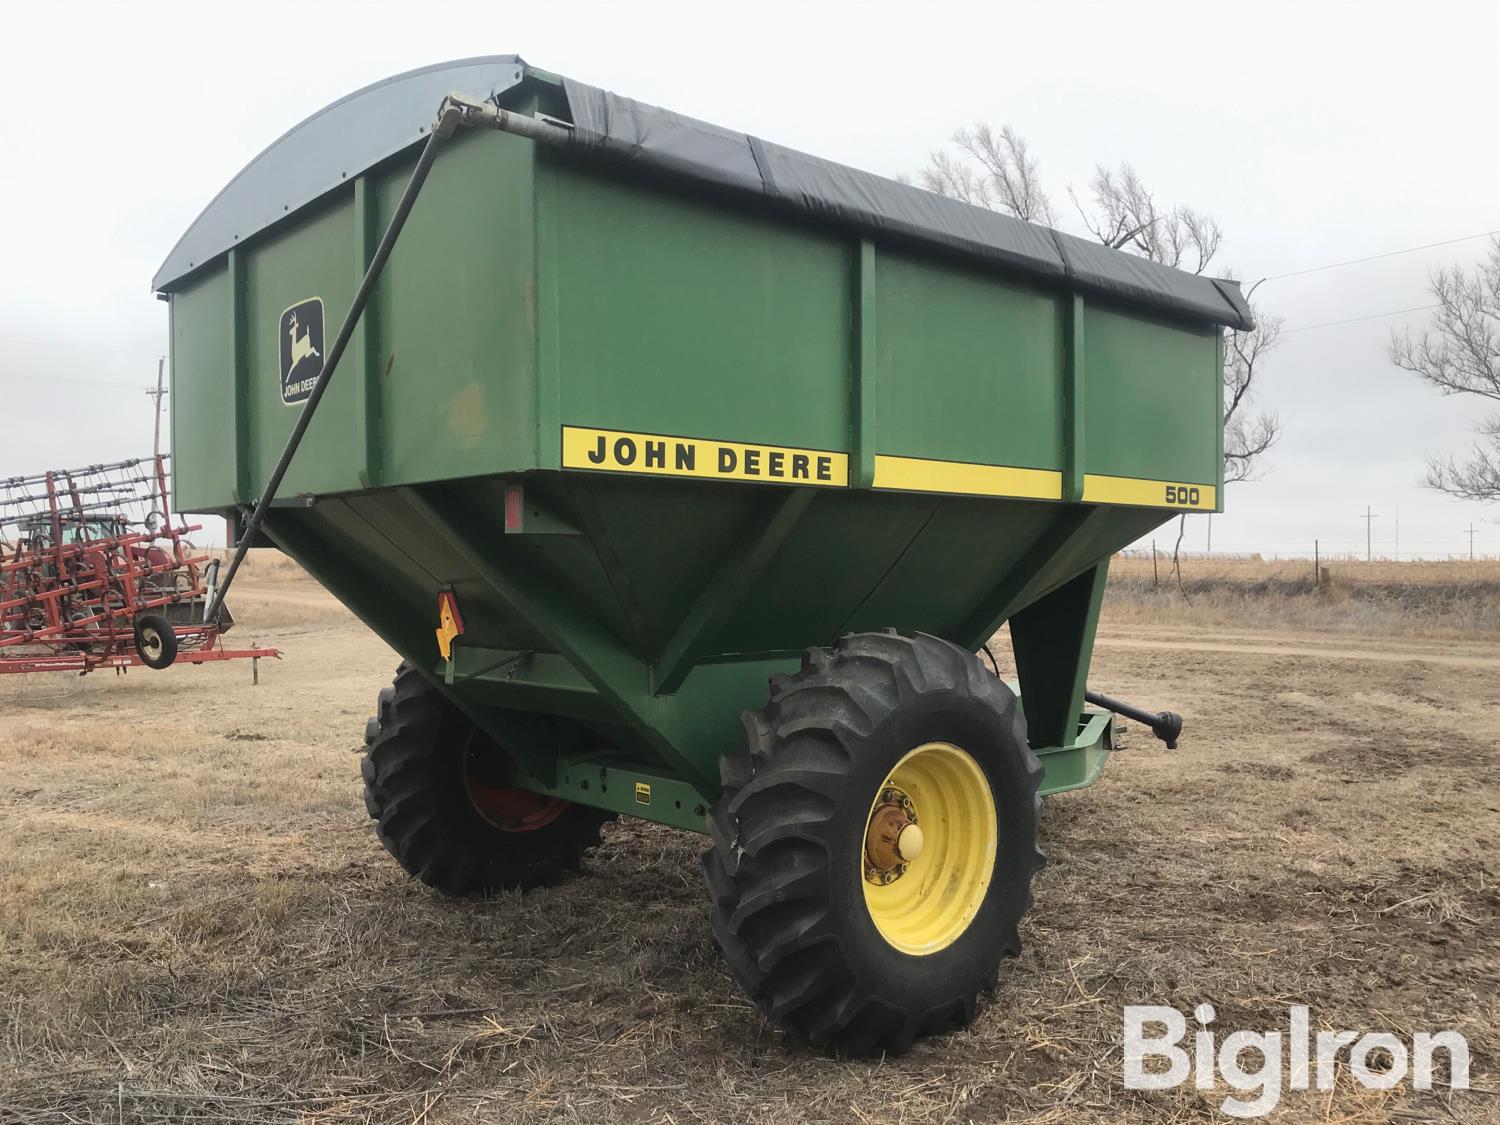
(504, 486, 523, 532)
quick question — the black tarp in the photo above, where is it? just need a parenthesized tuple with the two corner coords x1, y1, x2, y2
(561, 79, 1253, 330)
(156, 56, 1254, 331)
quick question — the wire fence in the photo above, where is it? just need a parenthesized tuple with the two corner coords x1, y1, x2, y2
(1115, 541, 1500, 599)
(1119, 547, 1500, 563)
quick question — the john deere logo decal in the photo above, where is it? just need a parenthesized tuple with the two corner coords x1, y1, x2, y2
(279, 297, 324, 405)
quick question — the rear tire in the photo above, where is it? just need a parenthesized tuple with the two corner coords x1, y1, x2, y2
(362, 663, 612, 896)
(703, 631, 1044, 1055)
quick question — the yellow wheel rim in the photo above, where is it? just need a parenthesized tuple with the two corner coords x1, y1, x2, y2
(861, 741, 996, 956)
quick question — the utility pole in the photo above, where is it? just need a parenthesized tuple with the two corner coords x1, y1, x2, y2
(147, 356, 167, 459)
(1467, 523, 1477, 562)
(1206, 513, 1212, 555)
(1361, 506, 1378, 562)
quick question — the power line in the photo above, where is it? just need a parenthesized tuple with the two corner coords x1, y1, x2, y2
(1281, 303, 1441, 335)
(1262, 227, 1500, 282)
(0, 335, 165, 363)
(0, 352, 168, 393)
(0, 372, 151, 391)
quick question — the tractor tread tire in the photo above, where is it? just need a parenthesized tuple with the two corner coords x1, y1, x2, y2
(703, 631, 1044, 1056)
(362, 663, 611, 897)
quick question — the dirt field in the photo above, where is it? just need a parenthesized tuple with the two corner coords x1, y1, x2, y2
(1, 561, 1496, 1123)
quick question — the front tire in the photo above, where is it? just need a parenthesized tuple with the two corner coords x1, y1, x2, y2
(362, 663, 611, 896)
(703, 631, 1044, 1055)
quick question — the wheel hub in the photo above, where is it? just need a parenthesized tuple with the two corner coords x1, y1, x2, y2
(864, 787, 921, 884)
(860, 742, 998, 956)
(464, 775, 568, 832)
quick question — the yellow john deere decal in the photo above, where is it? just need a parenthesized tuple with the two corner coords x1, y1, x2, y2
(873, 454, 1062, 501)
(1082, 474, 1217, 510)
(563, 426, 848, 487)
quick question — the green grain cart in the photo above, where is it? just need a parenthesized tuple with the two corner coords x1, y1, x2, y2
(156, 56, 1251, 1054)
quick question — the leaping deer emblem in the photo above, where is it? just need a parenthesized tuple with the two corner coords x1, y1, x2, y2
(287, 311, 320, 370)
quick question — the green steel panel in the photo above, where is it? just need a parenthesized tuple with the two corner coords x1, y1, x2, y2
(654, 487, 816, 693)
(369, 131, 538, 488)
(168, 131, 540, 512)
(339, 489, 552, 653)
(833, 498, 1061, 643)
(1033, 713, 1116, 795)
(168, 263, 236, 513)
(873, 250, 1065, 471)
(566, 475, 773, 654)
(240, 197, 362, 498)
(1082, 303, 1220, 487)
(544, 159, 852, 454)
(1009, 561, 1109, 748)
(709, 488, 941, 653)
(427, 478, 645, 654)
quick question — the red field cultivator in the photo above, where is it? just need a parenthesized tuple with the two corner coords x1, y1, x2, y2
(0, 456, 277, 676)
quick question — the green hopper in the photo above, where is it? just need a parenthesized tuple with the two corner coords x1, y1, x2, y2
(157, 56, 1250, 1054)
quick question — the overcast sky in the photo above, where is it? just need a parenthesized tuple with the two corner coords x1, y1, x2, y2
(3, 0, 1497, 557)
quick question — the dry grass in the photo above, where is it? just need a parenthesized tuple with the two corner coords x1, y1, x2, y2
(1, 568, 1496, 1123)
(221, 550, 315, 583)
(1106, 555, 1500, 638)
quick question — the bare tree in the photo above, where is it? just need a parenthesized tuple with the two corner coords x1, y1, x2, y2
(1071, 164, 1223, 274)
(1224, 290, 1284, 483)
(919, 125, 1057, 225)
(1387, 237, 1500, 500)
(917, 126, 1283, 564)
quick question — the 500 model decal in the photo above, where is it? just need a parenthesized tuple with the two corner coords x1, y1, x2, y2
(1082, 473, 1217, 511)
(562, 427, 849, 487)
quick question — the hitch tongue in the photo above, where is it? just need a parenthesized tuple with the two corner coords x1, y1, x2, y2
(1084, 690, 1183, 749)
